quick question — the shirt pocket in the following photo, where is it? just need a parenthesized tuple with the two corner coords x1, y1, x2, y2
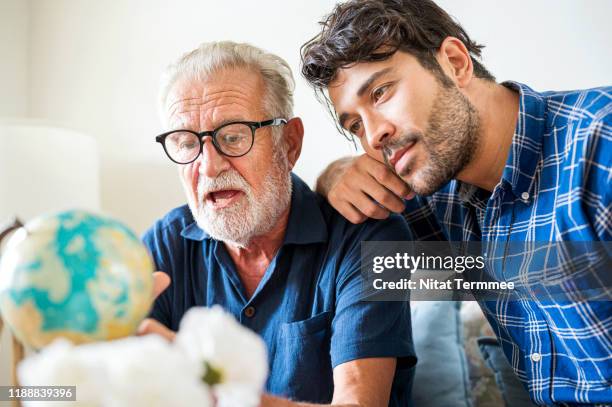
(269, 311, 334, 403)
(280, 310, 332, 338)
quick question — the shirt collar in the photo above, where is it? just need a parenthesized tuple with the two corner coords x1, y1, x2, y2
(180, 172, 328, 245)
(499, 81, 547, 201)
(180, 217, 207, 241)
(283, 173, 328, 245)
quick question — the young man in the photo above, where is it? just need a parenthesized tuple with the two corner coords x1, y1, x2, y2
(301, 0, 611, 405)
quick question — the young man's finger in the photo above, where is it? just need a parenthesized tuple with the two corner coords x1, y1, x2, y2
(357, 154, 413, 199)
(358, 175, 406, 213)
(350, 191, 392, 220)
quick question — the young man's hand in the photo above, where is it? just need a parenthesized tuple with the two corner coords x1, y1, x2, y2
(316, 154, 414, 224)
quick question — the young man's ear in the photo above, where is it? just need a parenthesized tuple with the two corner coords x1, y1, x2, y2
(283, 117, 304, 170)
(436, 36, 474, 88)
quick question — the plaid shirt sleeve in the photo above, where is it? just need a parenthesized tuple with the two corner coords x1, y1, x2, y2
(581, 105, 612, 241)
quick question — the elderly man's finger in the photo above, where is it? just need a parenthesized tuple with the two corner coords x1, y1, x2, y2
(152, 271, 171, 300)
(137, 318, 176, 341)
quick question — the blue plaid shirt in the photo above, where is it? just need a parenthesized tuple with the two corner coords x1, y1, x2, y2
(401, 82, 611, 405)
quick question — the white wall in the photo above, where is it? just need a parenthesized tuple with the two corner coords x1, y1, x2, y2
(27, 0, 353, 234)
(23, 0, 612, 234)
(0, 0, 29, 117)
(438, 0, 612, 90)
(0, 0, 31, 390)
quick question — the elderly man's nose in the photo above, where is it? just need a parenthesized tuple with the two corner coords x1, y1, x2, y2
(199, 139, 229, 177)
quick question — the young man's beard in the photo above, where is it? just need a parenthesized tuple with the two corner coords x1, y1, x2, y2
(192, 146, 292, 248)
(384, 78, 481, 196)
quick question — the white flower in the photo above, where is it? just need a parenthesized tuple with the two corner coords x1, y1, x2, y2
(176, 306, 269, 407)
(18, 336, 212, 407)
(103, 335, 211, 407)
(214, 383, 265, 407)
(17, 307, 268, 407)
(18, 338, 105, 407)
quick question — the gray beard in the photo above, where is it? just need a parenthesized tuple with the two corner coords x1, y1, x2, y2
(191, 153, 292, 248)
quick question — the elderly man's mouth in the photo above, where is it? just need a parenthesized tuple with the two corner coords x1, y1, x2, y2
(204, 189, 244, 209)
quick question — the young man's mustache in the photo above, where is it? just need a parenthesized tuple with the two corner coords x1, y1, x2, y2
(382, 132, 422, 167)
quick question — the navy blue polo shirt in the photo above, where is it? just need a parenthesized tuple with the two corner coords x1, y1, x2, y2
(142, 174, 416, 405)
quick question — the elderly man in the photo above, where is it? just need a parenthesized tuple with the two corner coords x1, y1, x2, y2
(139, 41, 416, 406)
(301, 0, 611, 405)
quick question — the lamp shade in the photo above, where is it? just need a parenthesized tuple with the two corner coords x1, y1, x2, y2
(0, 120, 101, 222)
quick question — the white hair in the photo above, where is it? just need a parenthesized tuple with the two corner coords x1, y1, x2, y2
(158, 41, 295, 141)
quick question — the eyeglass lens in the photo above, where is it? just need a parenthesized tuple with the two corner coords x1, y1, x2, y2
(164, 123, 254, 163)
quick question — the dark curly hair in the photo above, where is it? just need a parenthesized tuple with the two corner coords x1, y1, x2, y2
(301, 0, 495, 91)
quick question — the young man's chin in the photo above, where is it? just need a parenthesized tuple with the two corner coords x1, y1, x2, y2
(402, 173, 443, 197)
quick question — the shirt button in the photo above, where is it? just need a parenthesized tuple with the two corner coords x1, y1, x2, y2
(530, 352, 541, 362)
(521, 192, 530, 201)
(244, 306, 256, 318)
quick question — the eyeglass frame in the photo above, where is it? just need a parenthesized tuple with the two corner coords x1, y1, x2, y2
(155, 118, 288, 164)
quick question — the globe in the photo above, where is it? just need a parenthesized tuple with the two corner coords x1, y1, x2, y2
(0, 210, 154, 349)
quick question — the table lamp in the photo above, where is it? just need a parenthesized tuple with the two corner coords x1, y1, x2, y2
(0, 120, 100, 220)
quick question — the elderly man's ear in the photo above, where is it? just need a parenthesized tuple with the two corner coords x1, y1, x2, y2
(283, 117, 304, 170)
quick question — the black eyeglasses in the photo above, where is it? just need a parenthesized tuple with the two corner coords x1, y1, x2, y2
(155, 118, 287, 164)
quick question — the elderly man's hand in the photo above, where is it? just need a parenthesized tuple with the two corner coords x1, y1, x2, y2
(316, 154, 415, 224)
(136, 271, 176, 341)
